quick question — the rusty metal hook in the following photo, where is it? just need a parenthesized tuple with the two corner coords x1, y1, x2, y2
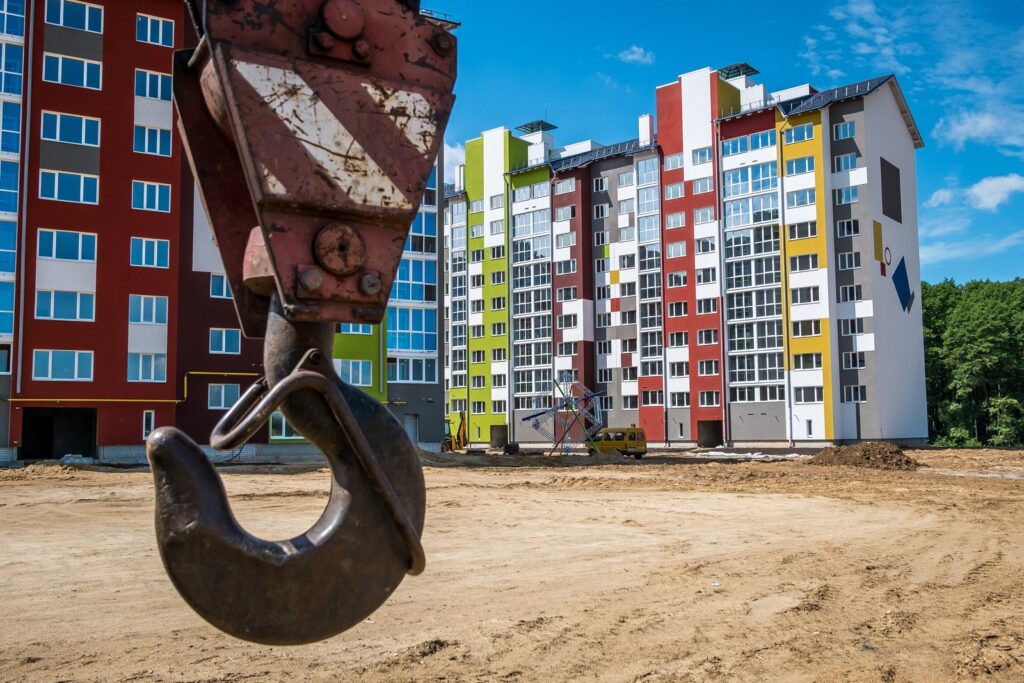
(147, 296, 426, 645)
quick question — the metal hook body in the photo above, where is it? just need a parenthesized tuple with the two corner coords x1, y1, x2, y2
(148, 296, 426, 645)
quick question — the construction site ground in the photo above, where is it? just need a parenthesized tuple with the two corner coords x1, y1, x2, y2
(2, 447, 1022, 682)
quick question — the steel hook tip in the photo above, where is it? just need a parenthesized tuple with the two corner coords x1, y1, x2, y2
(147, 362, 426, 646)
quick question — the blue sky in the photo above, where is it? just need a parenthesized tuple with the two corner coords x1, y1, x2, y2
(426, 0, 1024, 284)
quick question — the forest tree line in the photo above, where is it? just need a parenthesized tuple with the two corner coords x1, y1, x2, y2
(922, 279, 1024, 447)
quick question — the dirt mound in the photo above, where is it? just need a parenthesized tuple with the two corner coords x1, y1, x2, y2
(0, 461, 85, 482)
(808, 442, 919, 471)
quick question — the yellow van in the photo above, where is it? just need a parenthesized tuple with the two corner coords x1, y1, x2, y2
(589, 428, 648, 459)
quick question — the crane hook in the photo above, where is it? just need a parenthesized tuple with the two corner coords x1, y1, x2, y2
(147, 296, 426, 645)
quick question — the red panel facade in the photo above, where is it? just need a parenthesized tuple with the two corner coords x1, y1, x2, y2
(11, 1, 187, 450)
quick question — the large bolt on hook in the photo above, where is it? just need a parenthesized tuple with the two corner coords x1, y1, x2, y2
(147, 296, 425, 645)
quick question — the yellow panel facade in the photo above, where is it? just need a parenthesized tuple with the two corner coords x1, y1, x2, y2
(777, 110, 834, 439)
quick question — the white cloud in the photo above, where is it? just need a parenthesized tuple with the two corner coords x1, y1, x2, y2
(924, 188, 955, 208)
(965, 174, 1024, 211)
(617, 45, 655, 65)
(596, 72, 619, 89)
(443, 141, 464, 184)
(932, 106, 1024, 157)
(921, 230, 1024, 265)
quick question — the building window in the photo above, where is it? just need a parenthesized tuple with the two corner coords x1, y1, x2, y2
(340, 323, 371, 335)
(42, 52, 101, 90)
(0, 160, 17, 212)
(38, 229, 95, 262)
(669, 361, 689, 378)
(694, 207, 714, 224)
(843, 352, 867, 369)
(210, 274, 232, 299)
(130, 237, 170, 268)
(843, 385, 868, 403)
(667, 271, 687, 288)
(699, 391, 720, 407)
(794, 386, 824, 404)
(40, 169, 98, 205)
(133, 125, 171, 157)
(834, 153, 857, 172)
(786, 188, 816, 208)
(0, 101, 18, 154)
(788, 221, 817, 240)
(784, 123, 814, 144)
(836, 219, 860, 237)
(698, 329, 718, 345)
(593, 204, 609, 219)
(666, 212, 685, 229)
(336, 359, 372, 387)
(32, 349, 93, 381)
(392, 257, 437, 303)
(696, 267, 716, 284)
(134, 68, 172, 101)
(792, 320, 822, 337)
(833, 121, 856, 141)
(665, 183, 684, 200)
(46, 0, 103, 32)
(839, 285, 863, 303)
(835, 187, 859, 205)
(693, 177, 713, 194)
(554, 178, 575, 195)
(621, 395, 638, 410)
(137, 12, 174, 46)
(666, 241, 686, 258)
(838, 251, 862, 270)
(0, 42, 21, 96)
(593, 177, 608, 192)
(840, 318, 865, 336)
(722, 136, 748, 157)
(790, 254, 819, 272)
(791, 286, 820, 305)
(698, 360, 719, 376)
(0, 281, 11, 333)
(270, 412, 303, 440)
(0, 0, 25, 37)
(209, 328, 241, 355)
(664, 154, 683, 171)
(386, 306, 437, 353)
(618, 171, 634, 187)
(128, 294, 168, 325)
(557, 314, 577, 328)
(692, 147, 712, 164)
(35, 290, 94, 321)
(637, 158, 659, 186)
(786, 156, 815, 176)
(41, 111, 100, 147)
(670, 392, 690, 408)
(0, 220, 13, 273)
(793, 353, 822, 370)
(554, 205, 575, 222)
(132, 180, 171, 212)
(642, 390, 664, 406)
(391, 357, 438, 384)
(208, 383, 240, 410)
(142, 410, 155, 440)
(128, 352, 167, 382)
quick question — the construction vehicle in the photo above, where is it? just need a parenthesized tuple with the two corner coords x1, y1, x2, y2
(442, 411, 467, 452)
(145, 0, 457, 646)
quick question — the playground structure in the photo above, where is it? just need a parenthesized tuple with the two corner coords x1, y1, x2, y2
(521, 379, 605, 456)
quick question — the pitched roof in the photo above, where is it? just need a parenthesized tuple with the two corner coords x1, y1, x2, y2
(719, 74, 924, 149)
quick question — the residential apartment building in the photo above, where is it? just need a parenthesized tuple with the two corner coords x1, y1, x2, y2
(444, 64, 927, 447)
(0, 1, 446, 463)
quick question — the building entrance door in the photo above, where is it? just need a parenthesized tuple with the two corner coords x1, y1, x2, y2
(403, 414, 419, 445)
(697, 420, 724, 448)
(21, 408, 97, 460)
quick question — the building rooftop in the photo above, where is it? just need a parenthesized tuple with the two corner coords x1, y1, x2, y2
(718, 74, 924, 149)
(516, 120, 558, 135)
(549, 137, 658, 173)
(718, 62, 759, 80)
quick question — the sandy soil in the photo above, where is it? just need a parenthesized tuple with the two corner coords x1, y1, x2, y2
(1, 448, 1022, 682)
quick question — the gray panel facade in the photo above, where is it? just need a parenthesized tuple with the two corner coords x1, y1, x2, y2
(829, 99, 880, 439)
(39, 141, 100, 174)
(730, 402, 786, 442)
(43, 24, 103, 62)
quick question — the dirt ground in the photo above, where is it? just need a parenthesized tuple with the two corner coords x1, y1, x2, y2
(1, 448, 1022, 682)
